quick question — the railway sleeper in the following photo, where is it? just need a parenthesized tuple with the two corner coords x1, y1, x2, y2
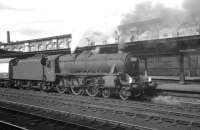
(100, 121, 120, 129)
(168, 111, 200, 119)
(161, 117, 175, 124)
(124, 112, 136, 117)
(191, 122, 200, 127)
(158, 115, 198, 126)
(142, 108, 200, 122)
(135, 112, 198, 127)
(135, 113, 150, 119)
(176, 120, 191, 126)
(115, 110, 124, 115)
(80, 118, 108, 129)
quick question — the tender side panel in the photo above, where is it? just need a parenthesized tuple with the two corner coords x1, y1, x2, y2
(12, 57, 43, 81)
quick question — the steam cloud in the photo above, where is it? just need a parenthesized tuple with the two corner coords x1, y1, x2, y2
(183, 0, 200, 22)
(121, 1, 184, 25)
(79, 29, 110, 46)
(119, 0, 200, 42)
(76, 0, 200, 48)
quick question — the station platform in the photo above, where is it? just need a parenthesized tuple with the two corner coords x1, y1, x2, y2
(157, 83, 200, 93)
(151, 76, 200, 81)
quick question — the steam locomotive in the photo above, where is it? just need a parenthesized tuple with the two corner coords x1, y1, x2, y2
(0, 48, 157, 100)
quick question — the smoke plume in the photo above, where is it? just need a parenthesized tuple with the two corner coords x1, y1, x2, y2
(79, 29, 110, 46)
(119, 1, 200, 42)
(183, 0, 200, 23)
(75, 0, 200, 48)
(121, 1, 184, 25)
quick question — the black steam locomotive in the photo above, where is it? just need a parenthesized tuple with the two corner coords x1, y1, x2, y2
(0, 48, 157, 100)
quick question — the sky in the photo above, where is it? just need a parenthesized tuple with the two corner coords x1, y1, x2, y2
(0, 0, 183, 47)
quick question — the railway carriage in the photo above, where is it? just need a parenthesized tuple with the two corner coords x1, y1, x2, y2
(0, 58, 13, 87)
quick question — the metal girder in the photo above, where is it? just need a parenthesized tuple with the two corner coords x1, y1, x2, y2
(0, 48, 71, 58)
(0, 34, 200, 58)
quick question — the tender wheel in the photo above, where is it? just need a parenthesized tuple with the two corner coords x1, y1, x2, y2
(15, 80, 21, 89)
(70, 78, 83, 95)
(24, 81, 31, 89)
(4, 82, 9, 88)
(119, 88, 131, 100)
(102, 88, 111, 98)
(41, 85, 48, 91)
(41, 82, 48, 91)
(56, 79, 67, 94)
(86, 85, 99, 97)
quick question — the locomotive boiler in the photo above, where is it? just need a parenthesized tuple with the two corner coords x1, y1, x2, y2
(57, 51, 152, 100)
(8, 48, 156, 100)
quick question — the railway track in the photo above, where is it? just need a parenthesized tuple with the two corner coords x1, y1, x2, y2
(0, 102, 100, 130)
(0, 120, 28, 130)
(0, 87, 199, 130)
(0, 100, 156, 130)
(160, 90, 200, 100)
(3, 87, 200, 113)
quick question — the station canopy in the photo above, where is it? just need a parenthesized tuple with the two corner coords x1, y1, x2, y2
(0, 49, 23, 58)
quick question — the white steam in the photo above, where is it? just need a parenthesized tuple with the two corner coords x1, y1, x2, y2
(118, 0, 200, 42)
(152, 96, 180, 105)
(70, 30, 85, 53)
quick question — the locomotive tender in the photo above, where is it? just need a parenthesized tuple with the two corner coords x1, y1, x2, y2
(0, 48, 157, 100)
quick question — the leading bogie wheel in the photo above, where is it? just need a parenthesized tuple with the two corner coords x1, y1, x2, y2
(119, 88, 131, 100)
(102, 88, 111, 98)
(132, 88, 143, 98)
(41, 82, 48, 92)
(16, 80, 21, 89)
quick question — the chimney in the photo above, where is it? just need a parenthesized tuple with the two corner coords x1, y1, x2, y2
(118, 42, 127, 53)
(7, 31, 10, 43)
